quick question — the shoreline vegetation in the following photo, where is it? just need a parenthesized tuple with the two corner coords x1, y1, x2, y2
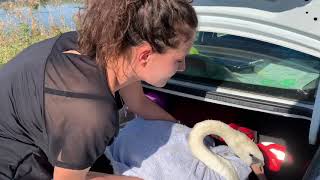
(0, 0, 82, 64)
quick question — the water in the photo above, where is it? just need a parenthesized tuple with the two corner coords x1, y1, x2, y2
(0, 3, 82, 29)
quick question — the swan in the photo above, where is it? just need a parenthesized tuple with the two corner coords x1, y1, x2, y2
(189, 120, 265, 180)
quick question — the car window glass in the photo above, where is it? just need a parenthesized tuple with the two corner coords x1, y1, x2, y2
(176, 31, 320, 103)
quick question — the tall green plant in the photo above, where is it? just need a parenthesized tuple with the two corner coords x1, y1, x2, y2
(0, 0, 76, 64)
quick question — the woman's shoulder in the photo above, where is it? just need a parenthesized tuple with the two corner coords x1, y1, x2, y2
(45, 31, 110, 98)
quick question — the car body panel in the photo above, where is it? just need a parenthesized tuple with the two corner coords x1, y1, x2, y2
(193, 0, 320, 59)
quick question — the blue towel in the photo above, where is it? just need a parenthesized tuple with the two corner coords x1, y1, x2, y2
(105, 118, 251, 180)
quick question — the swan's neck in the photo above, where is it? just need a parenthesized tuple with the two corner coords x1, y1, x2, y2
(188, 120, 239, 180)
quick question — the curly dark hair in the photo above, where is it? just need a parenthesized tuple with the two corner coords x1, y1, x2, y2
(78, 0, 198, 67)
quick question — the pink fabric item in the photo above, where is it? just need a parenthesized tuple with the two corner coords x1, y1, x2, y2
(257, 143, 293, 172)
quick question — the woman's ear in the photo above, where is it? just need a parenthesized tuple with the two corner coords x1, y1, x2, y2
(136, 42, 153, 66)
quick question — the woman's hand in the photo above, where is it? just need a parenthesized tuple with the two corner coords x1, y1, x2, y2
(251, 164, 267, 180)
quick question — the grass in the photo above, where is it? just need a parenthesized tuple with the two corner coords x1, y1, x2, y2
(0, 22, 71, 64)
(0, 0, 81, 65)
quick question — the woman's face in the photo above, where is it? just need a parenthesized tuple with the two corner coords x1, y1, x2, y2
(134, 36, 195, 87)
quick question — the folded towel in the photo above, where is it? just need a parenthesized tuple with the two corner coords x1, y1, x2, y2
(105, 117, 251, 180)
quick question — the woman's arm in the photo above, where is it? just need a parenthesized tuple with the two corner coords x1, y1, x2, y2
(87, 171, 142, 180)
(53, 166, 142, 180)
(119, 81, 176, 122)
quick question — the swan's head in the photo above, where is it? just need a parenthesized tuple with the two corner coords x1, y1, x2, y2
(189, 120, 265, 168)
(224, 129, 265, 167)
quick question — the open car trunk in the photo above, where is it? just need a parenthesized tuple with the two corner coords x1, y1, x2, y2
(142, 89, 318, 180)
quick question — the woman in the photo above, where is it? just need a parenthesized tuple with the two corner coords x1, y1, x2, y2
(0, 0, 198, 179)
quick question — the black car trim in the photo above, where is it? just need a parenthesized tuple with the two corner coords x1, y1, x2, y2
(142, 82, 313, 120)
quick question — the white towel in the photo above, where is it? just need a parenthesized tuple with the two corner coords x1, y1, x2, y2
(105, 117, 251, 180)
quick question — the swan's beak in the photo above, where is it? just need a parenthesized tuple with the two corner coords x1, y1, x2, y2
(250, 154, 264, 166)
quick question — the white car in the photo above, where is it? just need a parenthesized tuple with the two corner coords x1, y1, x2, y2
(141, 0, 320, 179)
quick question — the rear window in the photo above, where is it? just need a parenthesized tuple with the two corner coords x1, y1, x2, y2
(176, 32, 320, 103)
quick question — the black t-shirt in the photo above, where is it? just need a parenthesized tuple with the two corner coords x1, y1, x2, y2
(0, 31, 119, 171)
